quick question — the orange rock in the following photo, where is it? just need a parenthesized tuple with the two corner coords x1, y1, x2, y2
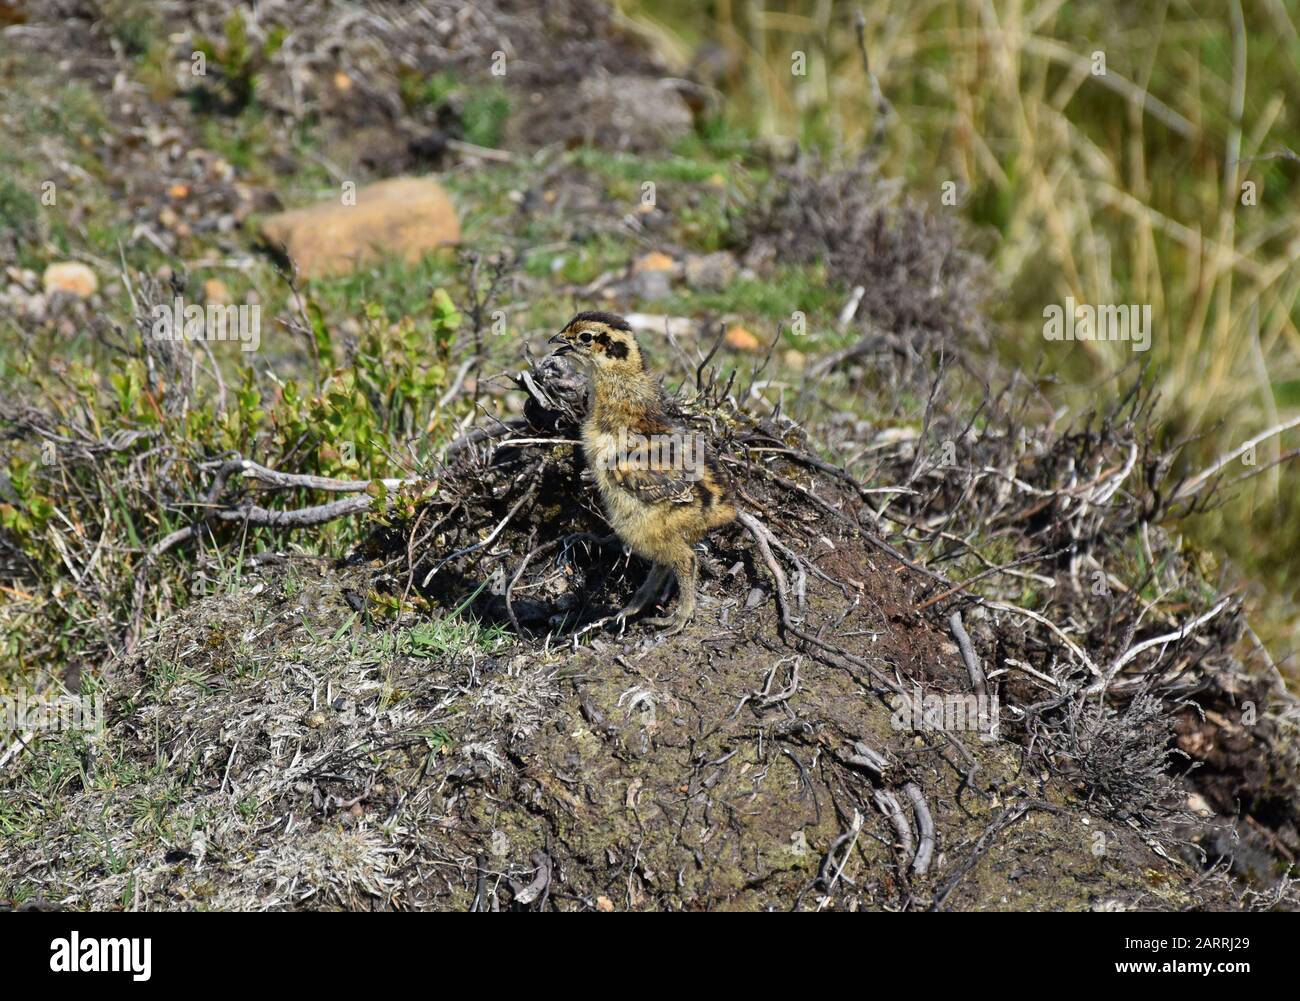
(333, 71, 353, 92)
(202, 278, 232, 305)
(41, 261, 97, 298)
(725, 325, 760, 351)
(167, 183, 190, 200)
(633, 251, 677, 274)
(259, 177, 461, 279)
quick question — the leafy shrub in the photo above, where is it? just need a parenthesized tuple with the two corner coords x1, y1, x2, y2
(0, 278, 462, 687)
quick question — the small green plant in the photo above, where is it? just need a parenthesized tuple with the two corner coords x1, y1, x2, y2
(461, 88, 510, 149)
(0, 176, 37, 248)
(0, 281, 465, 687)
(191, 9, 286, 113)
(398, 70, 510, 149)
(100, 0, 163, 57)
(401, 616, 508, 658)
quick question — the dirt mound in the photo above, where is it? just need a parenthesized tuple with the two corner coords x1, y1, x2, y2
(0, 518, 1242, 912)
(6, 351, 1292, 911)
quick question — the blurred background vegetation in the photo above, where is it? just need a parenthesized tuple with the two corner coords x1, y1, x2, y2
(616, 0, 1300, 648)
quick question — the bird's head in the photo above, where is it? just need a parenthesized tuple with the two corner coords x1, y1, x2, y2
(548, 311, 644, 377)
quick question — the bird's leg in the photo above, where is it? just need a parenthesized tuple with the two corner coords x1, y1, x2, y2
(643, 552, 697, 635)
(618, 564, 668, 621)
(571, 565, 669, 642)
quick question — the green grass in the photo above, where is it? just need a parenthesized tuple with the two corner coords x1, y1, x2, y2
(665, 263, 838, 323)
(524, 232, 633, 286)
(400, 615, 510, 658)
(570, 146, 741, 186)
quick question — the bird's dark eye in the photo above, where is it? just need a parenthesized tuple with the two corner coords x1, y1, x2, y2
(578, 331, 592, 343)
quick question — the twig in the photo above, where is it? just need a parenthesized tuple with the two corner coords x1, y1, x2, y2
(818, 810, 864, 895)
(1086, 597, 1234, 694)
(915, 548, 1058, 612)
(844, 740, 890, 776)
(838, 285, 866, 330)
(200, 457, 420, 493)
(981, 599, 1100, 677)
(421, 481, 538, 587)
(447, 137, 515, 163)
(903, 782, 935, 876)
(1172, 415, 1300, 502)
(436, 355, 480, 411)
(853, 10, 892, 161)
(948, 611, 989, 705)
(873, 789, 914, 864)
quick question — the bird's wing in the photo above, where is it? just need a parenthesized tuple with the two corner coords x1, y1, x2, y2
(606, 427, 706, 506)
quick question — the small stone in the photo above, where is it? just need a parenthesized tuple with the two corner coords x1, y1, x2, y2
(551, 76, 692, 151)
(41, 261, 97, 299)
(303, 711, 327, 729)
(725, 325, 760, 352)
(202, 278, 232, 305)
(633, 251, 678, 275)
(333, 71, 353, 92)
(683, 251, 737, 292)
(168, 183, 190, 200)
(745, 587, 766, 609)
(158, 206, 180, 229)
(5, 266, 37, 290)
(9, 289, 47, 321)
(596, 896, 615, 912)
(783, 349, 806, 371)
(631, 269, 671, 301)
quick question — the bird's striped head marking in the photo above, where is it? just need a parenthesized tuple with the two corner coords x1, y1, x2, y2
(548, 311, 643, 373)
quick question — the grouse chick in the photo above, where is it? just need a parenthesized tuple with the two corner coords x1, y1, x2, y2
(549, 311, 735, 633)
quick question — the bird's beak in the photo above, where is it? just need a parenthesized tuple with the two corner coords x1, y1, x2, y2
(548, 332, 573, 355)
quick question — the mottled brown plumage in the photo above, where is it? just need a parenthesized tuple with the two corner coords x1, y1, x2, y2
(549, 312, 735, 633)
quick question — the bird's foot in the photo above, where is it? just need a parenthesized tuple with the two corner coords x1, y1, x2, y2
(569, 604, 639, 642)
(641, 607, 692, 636)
